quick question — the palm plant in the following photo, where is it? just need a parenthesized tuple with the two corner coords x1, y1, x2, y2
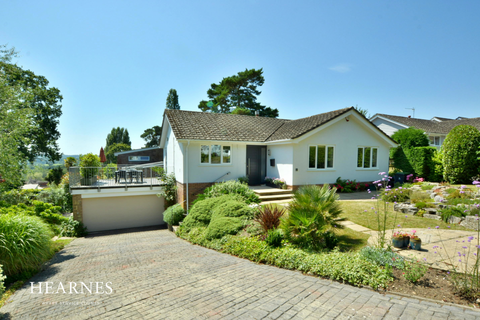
(281, 184, 343, 250)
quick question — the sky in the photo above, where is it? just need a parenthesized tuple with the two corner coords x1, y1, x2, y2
(2, 0, 480, 156)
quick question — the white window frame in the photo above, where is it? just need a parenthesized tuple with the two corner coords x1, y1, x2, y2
(200, 144, 232, 165)
(357, 146, 378, 169)
(429, 136, 441, 146)
(308, 145, 335, 170)
(128, 156, 150, 162)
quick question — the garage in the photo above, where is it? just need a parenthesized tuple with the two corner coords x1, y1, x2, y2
(72, 187, 166, 232)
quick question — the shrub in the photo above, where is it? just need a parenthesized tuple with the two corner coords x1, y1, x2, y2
(45, 167, 64, 185)
(163, 204, 185, 226)
(181, 195, 239, 230)
(381, 187, 411, 202)
(0, 214, 53, 276)
(392, 127, 430, 150)
(211, 200, 255, 221)
(265, 229, 283, 247)
(282, 185, 343, 250)
(408, 147, 437, 179)
(446, 198, 477, 206)
(447, 189, 473, 200)
(0, 265, 5, 296)
(254, 205, 286, 234)
(335, 177, 359, 193)
(409, 190, 431, 203)
(415, 202, 435, 210)
(237, 176, 249, 184)
(157, 172, 177, 208)
(430, 149, 444, 182)
(79, 153, 101, 178)
(194, 180, 260, 205)
(420, 184, 434, 191)
(443, 125, 480, 183)
(359, 246, 405, 269)
(205, 217, 244, 240)
(59, 217, 87, 237)
(440, 206, 469, 222)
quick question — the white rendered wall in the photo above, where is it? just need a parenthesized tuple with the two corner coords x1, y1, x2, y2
(266, 144, 293, 186)
(184, 141, 248, 183)
(292, 115, 392, 185)
(164, 125, 184, 183)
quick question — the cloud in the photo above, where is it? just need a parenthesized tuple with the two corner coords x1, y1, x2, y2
(329, 64, 352, 73)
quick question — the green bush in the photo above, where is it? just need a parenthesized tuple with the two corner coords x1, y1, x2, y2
(443, 125, 480, 183)
(430, 149, 444, 182)
(211, 200, 255, 221)
(381, 187, 411, 202)
(282, 185, 343, 251)
(446, 198, 477, 206)
(205, 217, 244, 240)
(0, 265, 5, 296)
(409, 147, 437, 179)
(194, 180, 260, 205)
(181, 195, 239, 230)
(59, 217, 87, 237)
(163, 204, 185, 226)
(420, 183, 434, 191)
(392, 127, 430, 150)
(409, 190, 431, 203)
(359, 246, 405, 269)
(0, 214, 53, 276)
(440, 206, 469, 222)
(79, 153, 101, 178)
(265, 229, 283, 247)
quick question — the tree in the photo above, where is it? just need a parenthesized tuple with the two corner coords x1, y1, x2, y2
(0, 45, 63, 163)
(443, 125, 480, 183)
(105, 143, 131, 164)
(141, 125, 162, 148)
(105, 127, 131, 161)
(166, 89, 180, 110)
(354, 106, 370, 118)
(230, 107, 251, 115)
(198, 68, 279, 118)
(45, 167, 64, 185)
(64, 157, 77, 169)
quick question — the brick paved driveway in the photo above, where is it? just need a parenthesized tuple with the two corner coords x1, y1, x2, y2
(2, 229, 480, 319)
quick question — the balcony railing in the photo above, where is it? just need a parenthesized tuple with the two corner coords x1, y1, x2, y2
(69, 162, 164, 189)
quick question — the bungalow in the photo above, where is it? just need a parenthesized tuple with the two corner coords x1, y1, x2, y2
(159, 107, 397, 210)
(370, 114, 480, 149)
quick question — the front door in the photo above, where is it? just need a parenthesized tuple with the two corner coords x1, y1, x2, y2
(246, 145, 266, 185)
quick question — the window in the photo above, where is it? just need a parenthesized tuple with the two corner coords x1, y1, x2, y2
(201, 145, 232, 164)
(357, 147, 378, 169)
(309, 145, 334, 169)
(129, 156, 150, 162)
(429, 136, 441, 146)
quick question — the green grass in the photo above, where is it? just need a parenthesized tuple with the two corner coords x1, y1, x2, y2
(0, 238, 73, 308)
(339, 200, 472, 231)
(334, 227, 370, 251)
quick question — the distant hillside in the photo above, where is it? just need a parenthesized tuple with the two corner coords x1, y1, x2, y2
(33, 155, 80, 166)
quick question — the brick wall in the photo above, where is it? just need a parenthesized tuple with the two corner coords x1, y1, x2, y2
(175, 182, 215, 209)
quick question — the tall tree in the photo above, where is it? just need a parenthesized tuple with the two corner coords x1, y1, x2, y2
(105, 127, 131, 158)
(105, 143, 131, 164)
(166, 89, 180, 110)
(0, 45, 63, 163)
(198, 68, 279, 118)
(141, 125, 162, 148)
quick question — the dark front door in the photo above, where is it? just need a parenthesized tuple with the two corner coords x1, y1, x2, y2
(246, 145, 266, 185)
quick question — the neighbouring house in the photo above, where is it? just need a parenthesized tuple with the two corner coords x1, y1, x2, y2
(115, 146, 163, 165)
(370, 114, 480, 149)
(159, 107, 397, 210)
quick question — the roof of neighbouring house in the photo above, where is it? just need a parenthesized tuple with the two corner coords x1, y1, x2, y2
(114, 146, 161, 156)
(372, 114, 480, 134)
(164, 107, 395, 143)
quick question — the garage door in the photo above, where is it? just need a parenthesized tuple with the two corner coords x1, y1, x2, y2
(82, 194, 165, 232)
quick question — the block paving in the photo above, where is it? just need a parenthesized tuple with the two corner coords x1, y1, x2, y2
(1, 229, 480, 319)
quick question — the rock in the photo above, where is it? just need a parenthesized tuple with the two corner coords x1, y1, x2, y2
(460, 216, 480, 230)
(393, 203, 418, 215)
(430, 193, 437, 199)
(447, 216, 462, 224)
(425, 208, 438, 215)
(434, 195, 444, 203)
(423, 213, 441, 220)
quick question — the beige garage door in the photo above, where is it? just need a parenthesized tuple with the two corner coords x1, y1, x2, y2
(82, 195, 165, 232)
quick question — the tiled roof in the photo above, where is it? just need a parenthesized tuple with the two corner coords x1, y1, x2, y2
(165, 107, 371, 142)
(375, 114, 480, 134)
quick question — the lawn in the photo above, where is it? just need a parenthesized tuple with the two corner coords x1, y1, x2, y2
(339, 200, 473, 231)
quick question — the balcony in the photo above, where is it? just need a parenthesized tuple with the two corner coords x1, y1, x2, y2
(69, 162, 164, 191)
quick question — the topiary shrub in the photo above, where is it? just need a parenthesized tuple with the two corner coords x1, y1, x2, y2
(163, 204, 185, 226)
(0, 214, 53, 276)
(443, 125, 480, 183)
(408, 147, 437, 179)
(181, 195, 239, 230)
(210, 200, 255, 221)
(391, 127, 430, 175)
(205, 217, 244, 240)
(194, 180, 260, 205)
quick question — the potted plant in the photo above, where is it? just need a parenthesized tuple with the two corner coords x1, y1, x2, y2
(273, 178, 287, 189)
(409, 230, 422, 250)
(392, 231, 406, 248)
(79, 153, 101, 185)
(265, 177, 274, 187)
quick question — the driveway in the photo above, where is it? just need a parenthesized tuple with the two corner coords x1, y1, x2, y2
(1, 228, 480, 319)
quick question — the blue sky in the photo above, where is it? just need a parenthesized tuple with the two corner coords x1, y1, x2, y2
(2, 0, 479, 156)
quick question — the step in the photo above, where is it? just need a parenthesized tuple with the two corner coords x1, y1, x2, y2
(260, 199, 292, 206)
(258, 194, 294, 201)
